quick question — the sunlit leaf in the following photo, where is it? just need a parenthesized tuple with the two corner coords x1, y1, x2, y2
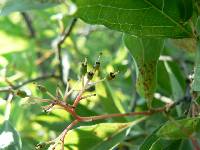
(61, 117, 146, 150)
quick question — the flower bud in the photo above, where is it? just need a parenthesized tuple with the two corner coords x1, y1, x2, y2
(93, 61, 100, 71)
(107, 71, 118, 80)
(80, 58, 87, 77)
(16, 90, 28, 98)
(87, 71, 94, 80)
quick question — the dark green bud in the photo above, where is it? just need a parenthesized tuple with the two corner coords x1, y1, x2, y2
(86, 85, 96, 92)
(93, 61, 100, 70)
(107, 72, 117, 80)
(87, 71, 94, 80)
(16, 90, 28, 98)
(80, 58, 87, 76)
(37, 85, 47, 93)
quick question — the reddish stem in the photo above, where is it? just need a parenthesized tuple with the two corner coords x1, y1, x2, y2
(60, 119, 79, 150)
(78, 107, 164, 122)
(73, 91, 83, 108)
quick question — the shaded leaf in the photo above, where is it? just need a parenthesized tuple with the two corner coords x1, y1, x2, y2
(192, 41, 200, 91)
(124, 35, 164, 108)
(0, 121, 22, 150)
(164, 61, 184, 115)
(74, 0, 193, 38)
(139, 126, 161, 150)
(157, 117, 200, 140)
(149, 139, 182, 150)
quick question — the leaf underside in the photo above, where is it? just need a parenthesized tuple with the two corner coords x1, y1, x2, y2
(124, 34, 164, 107)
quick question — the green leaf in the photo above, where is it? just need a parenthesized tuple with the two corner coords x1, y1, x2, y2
(192, 42, 200, 91)
(149, 139, 182, 150)
(157, 117, 200, 140)
(34, 104, 100, 132)
(164, 62, 184, 100)
(0, 0, 61, 16)
(97, 81, 127, 122)
(0, 121, 22, 150)
(74, 0, 193, 38)
(124, 35, 164, 108)
(140, 126, 194, 150)
(62, 117, 146, 150)
(139, 126, 161, 150)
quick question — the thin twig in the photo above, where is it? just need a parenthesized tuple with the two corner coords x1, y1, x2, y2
(0, 74, 59, 93)
(55, 18, 77, 85)
(21, 12, 36, 38)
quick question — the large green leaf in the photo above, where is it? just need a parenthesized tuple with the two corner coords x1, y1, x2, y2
(124, 35, 164, 108)
(61, 117, 146, 150)
(97, 81, 127, 122)
(74, 0, 193, 38)
(0, 0, 61, 16)
(157, 117, 200, 140)
(0, 121, 22, 150)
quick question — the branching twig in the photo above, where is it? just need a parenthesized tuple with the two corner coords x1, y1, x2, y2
(0, 74, 59, 93)
(34, 91, 188, 150)
(21, 12, 36, 38)
(54, 18, 77, 85)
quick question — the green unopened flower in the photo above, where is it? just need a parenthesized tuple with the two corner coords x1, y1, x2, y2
(80, 58, 87, 77)
(16, 90, 28, 98)
(107, 71, 118, 80)
(87, 71, 94, 80)
(93, 61, 100, 71)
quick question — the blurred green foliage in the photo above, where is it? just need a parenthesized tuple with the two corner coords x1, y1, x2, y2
(0, 0, 200, 150)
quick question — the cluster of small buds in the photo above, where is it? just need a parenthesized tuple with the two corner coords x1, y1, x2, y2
(80, 52, 118, 82)
(16, 53, 119, 102)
